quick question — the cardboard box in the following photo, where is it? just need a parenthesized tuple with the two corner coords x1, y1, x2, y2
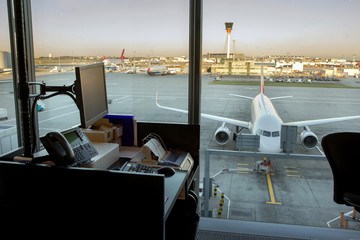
(104, 115, 135, 146)
(91, 118, 113, 128)
(82, 128, 113, 143)
(111, 137, 122, 146)
(112, 125, 123, 139)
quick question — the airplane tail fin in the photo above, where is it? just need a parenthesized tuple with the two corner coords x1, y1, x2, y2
(260, 59, 265, 94)
(120, 49, 125, 60)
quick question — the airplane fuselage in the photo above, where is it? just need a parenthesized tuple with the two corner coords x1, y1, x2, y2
(250, 93, 283, 153)
(147, 66, 168, 76)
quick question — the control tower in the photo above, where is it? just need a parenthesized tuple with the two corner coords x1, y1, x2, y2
(225, 22, 233, 59)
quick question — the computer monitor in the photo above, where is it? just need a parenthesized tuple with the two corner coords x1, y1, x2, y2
(74, 63, 108, 128)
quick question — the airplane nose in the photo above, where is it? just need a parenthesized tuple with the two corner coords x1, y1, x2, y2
(259, 137, 282, 153)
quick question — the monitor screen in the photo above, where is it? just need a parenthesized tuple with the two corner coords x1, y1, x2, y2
(75, 63, 108, 128)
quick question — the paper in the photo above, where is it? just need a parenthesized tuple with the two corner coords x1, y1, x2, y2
(144, 138, 166, 160)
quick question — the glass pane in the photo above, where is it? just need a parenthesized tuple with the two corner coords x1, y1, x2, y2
(202, 0, 360, 230)
(0, 0, 19, 156)
(31, 0, 189, 137)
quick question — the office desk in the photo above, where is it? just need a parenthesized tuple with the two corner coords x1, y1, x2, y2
(164, 170, 187, 220)
(108, 154, 188, 220)
(0, 122, 199, 239)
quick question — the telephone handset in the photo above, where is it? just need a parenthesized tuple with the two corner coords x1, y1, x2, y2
(40, 127, 98, 167)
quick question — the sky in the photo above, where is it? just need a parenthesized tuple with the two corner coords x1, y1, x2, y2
(1, 0, 360, 59)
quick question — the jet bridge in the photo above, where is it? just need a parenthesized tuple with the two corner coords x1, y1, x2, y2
(236, 124, 298, 153)
(236, 133, 260, 151)
(280, 124, 298, 153)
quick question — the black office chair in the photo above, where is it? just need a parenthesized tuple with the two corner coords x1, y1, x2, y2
(321, 132, 360, 212)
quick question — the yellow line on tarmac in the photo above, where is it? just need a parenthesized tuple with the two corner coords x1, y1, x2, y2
(265, 173, 282, 205)
(286, 170, 299, 173)
(237, 163, 249, 166)
(236, 172, 249, 174)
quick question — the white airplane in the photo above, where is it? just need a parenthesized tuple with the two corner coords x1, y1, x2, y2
(0, 69, 12, 74)
(156, 64, 360, 153)
(103, 49, 126, 66)
(147, 65, 174, 76)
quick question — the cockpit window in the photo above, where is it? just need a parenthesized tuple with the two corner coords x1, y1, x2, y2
(263, 131, 271, 137)
(258, 130, 279, 137)
(272, 131, 280, 137)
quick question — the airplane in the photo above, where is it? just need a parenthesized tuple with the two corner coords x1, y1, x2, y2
(103, 49, 126, 66)
(147, 65, 175, 76)
(0, 69, 12, 74)
(156, 63, 360, 153)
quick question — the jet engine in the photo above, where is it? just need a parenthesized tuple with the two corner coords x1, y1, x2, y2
(300, 127, 318, 149)
(214, 124, 231, 145)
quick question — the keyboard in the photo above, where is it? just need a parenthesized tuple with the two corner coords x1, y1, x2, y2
(116, 162, 157, 174)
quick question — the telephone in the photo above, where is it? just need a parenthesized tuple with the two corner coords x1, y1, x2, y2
(40, 127, 98, 167)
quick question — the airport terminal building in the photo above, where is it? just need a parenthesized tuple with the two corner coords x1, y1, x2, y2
(0, 51, 11, 70)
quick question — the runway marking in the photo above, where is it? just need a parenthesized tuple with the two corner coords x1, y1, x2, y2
(265, 173, 282, 205)
(39, 110, 78, 123)
(111, 95, 130, 102)
(40, 103, 77, 113)
(287, 175, 301, 178)
(326, 210, 354, 228)
(236, 166, 249, 174)
(284, 166, 304, 178)
(237, 163, 248, 166)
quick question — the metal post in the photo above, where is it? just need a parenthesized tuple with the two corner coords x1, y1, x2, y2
(188, 0, 202, 125)
(24, 0, 39, 152)
(7, 0, 37, 156)
(12, 0, 33, 157)
(203, 149, 210, 217)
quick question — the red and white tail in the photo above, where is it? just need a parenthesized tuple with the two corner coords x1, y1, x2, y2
(120, 49, 125, 60)
(260, 59, 265, 94)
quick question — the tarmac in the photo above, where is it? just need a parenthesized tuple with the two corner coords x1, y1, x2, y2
(1, 72, 360, 230)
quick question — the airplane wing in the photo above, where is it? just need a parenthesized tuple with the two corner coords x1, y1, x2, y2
(269, 96, 293, 100)
(285, 115, 360, 127)
(229, 94, 253, 100)
(156, 93, 251, 129)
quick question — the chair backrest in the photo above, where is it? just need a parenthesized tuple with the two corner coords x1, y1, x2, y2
(321, 132, 360, 204)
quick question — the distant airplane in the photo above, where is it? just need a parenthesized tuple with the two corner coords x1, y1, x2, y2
(156, 62, 360, 153)
(103, 49, 126, 66)
(0, 69, 12, 74)
(147, 66, 175, 76)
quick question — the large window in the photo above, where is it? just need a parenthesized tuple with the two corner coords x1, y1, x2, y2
(31, 0, 189, 137)
(4, 0, 360, 233)
(201, 0, 360, 230)
(0, 0, 19, 156)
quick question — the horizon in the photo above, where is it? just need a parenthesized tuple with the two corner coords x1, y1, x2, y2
(1, 0, 360, 59)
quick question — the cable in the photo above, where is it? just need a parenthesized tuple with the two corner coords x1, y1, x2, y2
(31, 95, 41, 153)
(30, 91, 77, 154)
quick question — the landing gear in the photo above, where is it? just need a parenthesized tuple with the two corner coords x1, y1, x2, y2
(233, 126, 245, 141)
